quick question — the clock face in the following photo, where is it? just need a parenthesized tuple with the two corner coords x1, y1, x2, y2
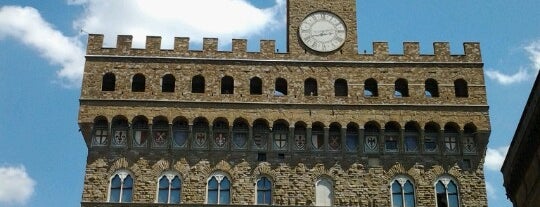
(299, 11, 347, 52)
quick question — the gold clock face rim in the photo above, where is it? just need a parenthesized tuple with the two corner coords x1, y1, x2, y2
(299, 11, 347, 53)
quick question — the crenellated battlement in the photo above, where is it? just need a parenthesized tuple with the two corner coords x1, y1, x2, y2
(86, 34, 482, 62)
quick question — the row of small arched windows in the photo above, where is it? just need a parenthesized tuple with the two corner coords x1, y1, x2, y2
(91, 116, 478, 154)
(108, 169, 460, 207)
(101, 73, 470, 98)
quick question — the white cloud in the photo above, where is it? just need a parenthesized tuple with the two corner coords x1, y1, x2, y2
(484, 146, 509, 171)
(524, 40, 540, 71)
(0, 6, 85, 87)
(73, 0, 286, 48)
(485, 68, 529, 85)
(0, 165, 36, 206)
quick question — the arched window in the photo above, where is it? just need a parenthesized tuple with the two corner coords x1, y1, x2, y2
(193, 118, 209, 148)
(391, 176, 416, 207)
(364, 121, 380, 153)
(444, 123, 459, 153)
(424, 122, 440, 152)
(102, 73, 116, 91)
(315, 178, 333, 206)
(109, 170, 133, 203)
(345, 123, 359, 151)
(273, 121, 289, 150)
(394, 78, 409, 97)
(213, 119, 229, 148)
(304, 78, 318, 96)
(275, 78, 288, 96)
(92, 117, 109, 146)
(111, 116, 129, 147)
(311, 122, 325, 150)
(364, 78, 378, 97)
(454, 79, 468, 97)
(207, 172, 231, 204)
(435, 177, 460, 207)
(152, 118, 169, 148)
(334, 79, 348, 97)
(132, 116, 149, 147)
(250, 77, 262, 95)
(385, 122, 400, 152)
(162, 74, 175, 93)
(256, 177, 272, 205)
(463, 123, 477, 153)
(157, 172, 181, 204)
(294, 122, 307, 150)
(132, 73, 145, 92)
(329, 123, 341, 151)
(253, 119, 269, 149)
(221, 76, 234, 94)
(425, 79, 439, 97)
(232, 119, 249, 149)
(172, 118, 189, 148)
(192, 75, 205, 93)
(404, 122, 419, 152)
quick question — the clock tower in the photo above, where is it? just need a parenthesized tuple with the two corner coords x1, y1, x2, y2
(287, 0, 358, 56)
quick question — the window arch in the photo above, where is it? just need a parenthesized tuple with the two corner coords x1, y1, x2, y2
(162, 74, 175, 93)
(385, 122, 401, 152)
(304, 78, 318, 96)
(232, 118, 249, 149)
(207, 172, 231, 204)
(435, 176, 460, 207)
(273, 121, 289, 150)
(192, 75, 205, 93)
(92, 117, 109, 146)
(102, 73, 116, 91)
(152, 117, 169, 148)
(132, 73, 146, 92)
(132, 116, 149, 147)
(390, 176, 416, 207)
(311, 122, 325, 150)
(193, 117, 209, 148)
(315, 178, 333, 206)
(364, 78, 379, 97)
(345, 123, 359, 151)
(454, 79, 468, 97)
(394, 78, 409, 97)
(221, 76, 234, 94)
(256, 176, 272, 205)
(334, 78, 348, 97)
(425, 79, 439, 97)
(157, 172, 181, 204)
(404, 122, 419, 152)
(294, 122, 307, 150)
(250, 77, 262, 95)
(111, 116, 129, 147)
(213, 119, 229, 148)
(329, 123, 341, 151)
(424, 122, 440, 152)
(172, 118, 189, 148)
(444, 123, 459, 153)
(108, 170, 133, 203)
(364, 121, 380, 153)
(253, 119, 269, 149)
(275, 78, 288, 96)
(463, 123, 477, 153)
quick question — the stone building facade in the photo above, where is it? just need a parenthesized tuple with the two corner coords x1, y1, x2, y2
(502, 73, 540, 207)
(78, 0, 490, 206)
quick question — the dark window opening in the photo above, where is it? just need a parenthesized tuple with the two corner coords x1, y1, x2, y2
(221, 76, 234, 94)
(454, 79, 469, 97)
(250, 77, 262, 95)
(364, 78, 378, 97)
(425, 78, 439, 97)
(132, 74, 145, 92)
(162, 74, 175, 92)
(275, 78, 288, 96)
(102, 73, 116, 91)
(192, 75, 205, 93)
(394, 78, 409, 97)
(304, 78, 318, 96)
(334, 79, 348, 97)
(257, 153, 267, 162)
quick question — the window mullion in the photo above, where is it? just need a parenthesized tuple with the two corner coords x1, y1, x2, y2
(119, 179, 124, 203)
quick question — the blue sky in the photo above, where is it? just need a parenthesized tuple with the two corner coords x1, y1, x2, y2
(0, 0, 538, 206)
